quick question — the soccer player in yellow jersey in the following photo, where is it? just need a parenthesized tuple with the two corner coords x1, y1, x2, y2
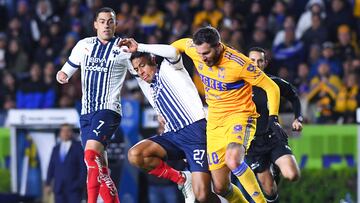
(172, 26, 285, 203)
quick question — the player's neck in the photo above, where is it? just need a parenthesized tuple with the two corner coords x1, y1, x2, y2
(97, 37, 113, 45)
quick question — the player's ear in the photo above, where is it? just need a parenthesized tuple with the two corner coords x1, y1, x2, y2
(150, 54, 156, 65)
(94, 21, 98, 30)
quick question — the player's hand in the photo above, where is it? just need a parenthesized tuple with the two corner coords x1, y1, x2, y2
(268, 115, 287, 138)
(56, 71, 69, 84)
(157, 115, 166, 127)
(292, 118, 303, 131)
(118, 38, 138, 53)
(44, 185, 52, 195)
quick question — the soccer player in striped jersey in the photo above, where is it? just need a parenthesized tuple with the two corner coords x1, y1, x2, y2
(171, 27, 286, 203)
(120, 38, 225, 203)
(56, 7, 131, 203)
(246, 47, 301, 203)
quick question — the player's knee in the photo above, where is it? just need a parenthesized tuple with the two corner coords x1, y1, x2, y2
(192, 183, 210, 202)
(283, 170, 300, 181)
(213, 184, 229, 197)
(127, 147, 143, 166)
(262, 185, 276, 197)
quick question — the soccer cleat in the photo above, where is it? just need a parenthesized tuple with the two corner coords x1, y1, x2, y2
(178, 171, 196, 203)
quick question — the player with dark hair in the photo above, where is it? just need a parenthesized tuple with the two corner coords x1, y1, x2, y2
(120, 38, 225, 203)
(246, 47, 302, 203)
(171, 26, 286, 203)
(56, 7, 132, 203)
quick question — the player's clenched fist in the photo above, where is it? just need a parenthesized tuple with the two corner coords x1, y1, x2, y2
(56, 71, 69, 84)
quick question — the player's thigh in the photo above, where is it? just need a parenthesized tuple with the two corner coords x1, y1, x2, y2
(274, 154, 300, 181)
(81, 109, 121, 147)
(176, 119, 209, 172)
(129, 139, 167, 158)
(210, 166, 232, 194)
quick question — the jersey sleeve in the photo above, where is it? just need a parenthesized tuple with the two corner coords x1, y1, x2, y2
(60, 40, 84, 79)
(137, 43, 180, 61)
(272, 76, 302, 118)
(238, 61, 266, 86)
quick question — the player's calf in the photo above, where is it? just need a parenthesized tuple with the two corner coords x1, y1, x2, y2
(84, 149, 102, 203)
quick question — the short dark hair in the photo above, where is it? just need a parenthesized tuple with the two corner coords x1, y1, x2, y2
(193, 26, 221, 47)
(130, 52, 157, 66)
(248, 47, 266, 55)
(94, 7, 116, 21)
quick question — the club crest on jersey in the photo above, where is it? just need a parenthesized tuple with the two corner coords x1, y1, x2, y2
(112, 49, 121, 57)
(218, 67, 225, 79)
(198, 63, 204, 70)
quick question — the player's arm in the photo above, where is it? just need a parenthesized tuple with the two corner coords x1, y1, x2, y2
(119, 38, 179, 60)
(271, 76, 303, 131)
(239, 62, 286, 137)
(56, 41, 83, 84)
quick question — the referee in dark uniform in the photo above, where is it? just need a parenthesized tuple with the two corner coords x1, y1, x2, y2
(245, 47, 302, 203)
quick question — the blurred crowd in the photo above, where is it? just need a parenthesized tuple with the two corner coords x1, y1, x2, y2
(0, 0, 360, 124)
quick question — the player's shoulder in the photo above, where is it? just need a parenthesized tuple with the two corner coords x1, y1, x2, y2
(222, 45, 250, 67)
(172, 38, 194, 48)
(78, 37, 98, 45)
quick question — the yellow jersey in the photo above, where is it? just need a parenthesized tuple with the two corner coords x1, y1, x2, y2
(172, 38, 268, 125)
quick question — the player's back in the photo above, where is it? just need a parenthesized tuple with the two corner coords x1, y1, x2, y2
(172, 38, 261, 124)
(70, 37, 131, 115)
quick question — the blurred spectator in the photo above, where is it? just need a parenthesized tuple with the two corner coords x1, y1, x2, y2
(334, 72, 359, 123)
(81, 0, 102, 36)
(163, 0, 189, 37)
(34, 34, 55, 67)
(267, 0, 288, 35)
(16, 63, 55, 108)
(294, 62, 310, 98)
(192, 0, 223, 31)
(45, 123, 86, 203)
(0, 1, 7, 31)
(245, 1, 263, 33)
(301, 14, 328, 54)
(34, 0, 53, 34)
(0, 32, 6, 70)
(140, 0, 164, 35)
(15, 0, 38, 49)
(115, 1, 132, 34)
(310, 41, 343, 78)
(273, 26, 305, 80)
(273, 15, 296, 47)
(295, 0, 326, 39)
(220, 0, 243, 31)
(306, 62, 343, 123)
(334, 24, 358, 61)
(229, 30, 245, 52)
(62, 0, 83, 32)
(0, 71, 17, 110)
(6, 38, 29, 75)
(48, 16, 64, 56)
(307, 44, 322, 65)
(248, 28, 272, 51)
(326, 0, 354, 42)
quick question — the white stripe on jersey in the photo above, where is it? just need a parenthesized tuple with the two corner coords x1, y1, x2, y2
(62, 37, 131, 115)
(135, 57, 205, 132)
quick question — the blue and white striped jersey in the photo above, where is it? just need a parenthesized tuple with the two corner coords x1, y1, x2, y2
(135, 55, 206, 132)
(61, 37, 131, 115)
